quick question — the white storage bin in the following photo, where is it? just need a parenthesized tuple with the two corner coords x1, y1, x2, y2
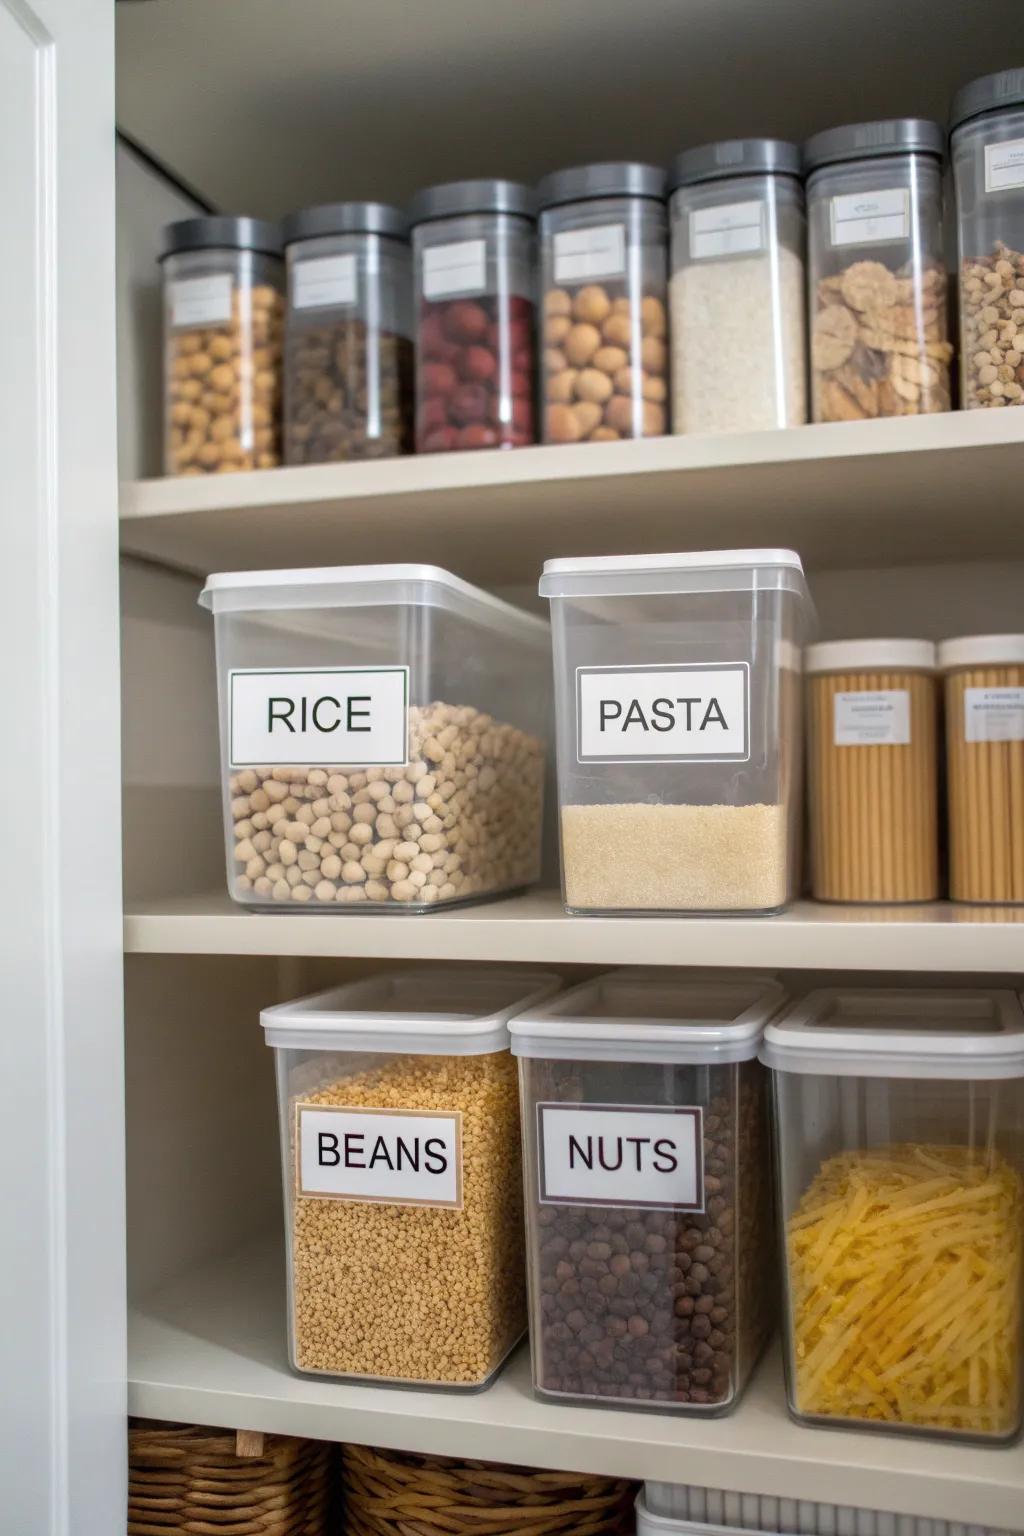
(638, 1486, 1013, 1536)
(263, 965, 561, 1389)
(539, 549, 813, 915)
(199, 564, 550, 911)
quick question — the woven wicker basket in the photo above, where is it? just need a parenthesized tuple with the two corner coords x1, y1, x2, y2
(342, 1442, 637, 1536)
(128, 1420, 333, 1535)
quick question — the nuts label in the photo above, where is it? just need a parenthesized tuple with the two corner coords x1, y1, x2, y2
(292, 253, 358, 310)
(553, 225, 627, 283)
(422, 239, 487, 298)
(538, 1103, 704, 1212)
(833, 689, 911, 746)
(576, 663, 749, 763)
(228, 666, 409, 768)
(985, 138, 1024, 194)
(169, 273, 233, 327)
(964, 686, 1024, 743)
(297, 1105, 462, 1208)
(689, 200, 766, 260)
(829, 188, 910, 247)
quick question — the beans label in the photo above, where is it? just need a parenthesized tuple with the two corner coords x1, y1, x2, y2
(228, 666, 409, 768)
(985, 138, 1024, 194)
(829, 188, 910, 247)
(553, 224, 627, 283)
(964, 686, 1024, 743)
(169, 273, 233, 327)
(689, 200, 766, 260)
(292, 253, 358, 310)
(538, 1103, 703, 1211)
(297, 1105, 462, 1208)
(833, 689, 911, 746)
(575, 662, 749, 762)
(423, 239, 487, 298)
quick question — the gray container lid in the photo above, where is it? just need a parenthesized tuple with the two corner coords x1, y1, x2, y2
(803, 119, 944, 172)
(281, 201, 408, 246)
(409, 178, 535, 225)
(159, 215, 282, 261)
(537, 161, 666, 210)
(671, 138, 801, 189)
(951, 67, 1024, 132)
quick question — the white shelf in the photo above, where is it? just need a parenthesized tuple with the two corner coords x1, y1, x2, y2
(123, 889, 1024, 972)
(128, 1238, 1024, 1527)
(120, 413, 1024, 584)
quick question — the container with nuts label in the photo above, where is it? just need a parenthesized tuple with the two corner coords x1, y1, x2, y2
(805, 121, 953, 423)
(264, 968, 561, 1389)
(160, 216, 284, 475)
(538, 164, 669, 445)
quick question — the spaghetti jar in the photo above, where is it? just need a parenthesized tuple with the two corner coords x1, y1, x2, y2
(805, 640, 939, 903)
(939, 635, 1024, 904)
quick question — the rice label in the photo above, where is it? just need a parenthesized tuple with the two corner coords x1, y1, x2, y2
(169, 273, 232, 327)
(297, 1105, 462, 1209)
(689, 200, 766, 259)
(292, 253, 357, 309)
(423, 239, 487, 298)
(553, 224, 626, 282)
(228, 666, 409, 767)
(537, 1103, 704, 1212)
(829, 188, 910, 247)
(964, 686, 1024, 743)
(985, 138, 1024, 194)
(575, 662, 749, 762)
(833, 689, 911, 746)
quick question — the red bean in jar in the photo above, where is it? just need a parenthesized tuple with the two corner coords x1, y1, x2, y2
(411, 180, 537, 453)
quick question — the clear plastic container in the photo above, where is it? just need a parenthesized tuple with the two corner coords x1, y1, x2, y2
(198, 564, 549, 911)
(938, 634, 1024, 903)
(263, 966, 561, 1388)
(511, 969, 785, 1413)
(639, 1485, 1012, 1536)
(805, 639, 940, 903)
(539, 549, 813, 915)
(282, 202, 413, 464)
(160, 216, 284, 475)
(951, 69, 1024, 410)
(763, 987, 1024, 1442)
(804, 121, 952, 422)
(537, 163, 668, 444)
(668, 140, 806, 434)
(410, 180, 536, 452)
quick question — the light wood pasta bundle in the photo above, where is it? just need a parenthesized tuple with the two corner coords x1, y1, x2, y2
(787, 1144, 1023, 1436)
(942, 651, 1024, 903)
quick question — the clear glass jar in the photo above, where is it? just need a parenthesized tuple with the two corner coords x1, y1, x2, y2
(669, 140, 806, 434)
(537, 163, 667, 444)
(410, 180, 536, 453)
(282, 202, 413, 463)
(160, 216, 284, 475)
(951, 69, 1024, 410)
(805, 121, 952, 422)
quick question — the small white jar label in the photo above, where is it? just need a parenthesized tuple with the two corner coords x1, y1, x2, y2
(833, 689, 911, 745)
(423, 239, 487, 298)
(228, 666, 409, 768)
(169, 273, 233, 327)
(553, 224, 626, 282)
(689, 200, 765, 259)
(829, 188, 910, 246)
(576, 663, 749, 762)
(298, 1105, 462, 1209)
(292, 253, 357, 310)
(964, 686, 1024, 742)
(985, 138, 1024, 194)
(538, 1103, 704, 1212)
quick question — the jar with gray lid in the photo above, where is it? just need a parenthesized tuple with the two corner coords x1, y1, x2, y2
(282, 202, 413, 464)
(160, 216, 284, 475)
(538, 163, 668, 445)
(951, 68, 1024, 410)
(669, 139, 806, 435)
(805, 121, 952, 423)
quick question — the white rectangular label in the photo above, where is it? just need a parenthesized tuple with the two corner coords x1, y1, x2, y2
(829, 187, 910, 246)
(985, 138, 1024, 194)
(228, 666, 409, 768)
(964, 686, 1024, 742)
(689, 200, 765, 259)
(423, 238, 487, 298)
(538, 1104, 704, 1211)
(553, 224, 627, 282)
(576, 663, 749, 763)
(833, 689, 911, 746)
(170, 273, 232, 327)
(297, 1105, 462, 1208)
(292, 253, 357, 309)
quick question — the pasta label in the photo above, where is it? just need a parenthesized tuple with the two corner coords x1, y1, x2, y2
(964, 686, 1024, 743)
(833, 688, 910, 746)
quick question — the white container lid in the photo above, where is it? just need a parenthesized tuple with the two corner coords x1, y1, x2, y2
(199, 563, 549, 647)
(805, 638, 936, 674)
(937, 634, 1024, 670)
(509, 970, 787, 1064)
(539, 548, 809, 602)
(261, 966, 562, 1054)
(761, 987, 1024, 1080)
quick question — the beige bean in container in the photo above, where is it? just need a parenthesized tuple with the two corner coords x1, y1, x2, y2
(806, 640, 939, 903)
(939, 635, 1024, 904)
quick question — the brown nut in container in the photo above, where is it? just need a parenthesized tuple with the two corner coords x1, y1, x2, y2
(160, 216, 284, 475)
